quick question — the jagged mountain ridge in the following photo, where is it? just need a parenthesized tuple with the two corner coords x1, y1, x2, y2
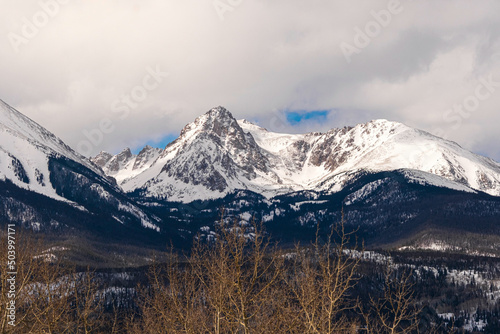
(94, 106, 500, 202)
(0, 99, 161, 232)
(93, 146, 163, 184)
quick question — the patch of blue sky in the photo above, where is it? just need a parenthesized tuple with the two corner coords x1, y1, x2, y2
(285, 110, 330, 125)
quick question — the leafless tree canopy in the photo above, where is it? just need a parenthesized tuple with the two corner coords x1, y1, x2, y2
(131, 218, 422, 334)
(0, 217, 425, 334)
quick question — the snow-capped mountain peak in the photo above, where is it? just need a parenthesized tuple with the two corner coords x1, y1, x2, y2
(94, 107, 500, 202)
(122, 106, 279, 200)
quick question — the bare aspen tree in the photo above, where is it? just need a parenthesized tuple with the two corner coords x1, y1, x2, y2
(288, 218, 361, 334)
(71, 269, 104, 334)
(24, 255, 73, 333)
(134, 218, 291, 334)
(0, 231, 42, 334)
(190, 235, 235, 334)
(191, 219, 286, 334)
(360, 266, 421, 334)
(135, 253, 208, 334)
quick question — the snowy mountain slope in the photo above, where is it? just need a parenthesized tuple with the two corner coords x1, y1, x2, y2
(0, 99, 106, 201)
(97, 106, 500, 202)
(0, 100, 100, 172)
(0, 99, 160, 231)
(240, 119, 500, 195)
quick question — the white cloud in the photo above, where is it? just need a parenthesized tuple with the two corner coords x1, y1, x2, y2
(0, 0, 499, 160)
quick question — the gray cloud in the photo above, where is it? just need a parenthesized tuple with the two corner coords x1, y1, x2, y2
(1, 0, 499, 160)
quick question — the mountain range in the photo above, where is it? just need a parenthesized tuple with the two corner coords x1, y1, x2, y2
(92, 106, 500, 202)
(1, 101, 500, 262)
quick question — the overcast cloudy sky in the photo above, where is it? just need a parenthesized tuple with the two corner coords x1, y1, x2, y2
(1, 0, 499, 160)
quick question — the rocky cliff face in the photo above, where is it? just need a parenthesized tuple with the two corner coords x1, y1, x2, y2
(91, 146, 163, 184)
